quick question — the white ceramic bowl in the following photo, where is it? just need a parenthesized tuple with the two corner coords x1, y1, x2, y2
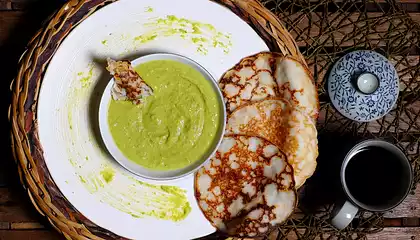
(98, 53, 226, 181)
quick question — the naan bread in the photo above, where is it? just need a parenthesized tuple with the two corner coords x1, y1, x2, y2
(195, 135, 296, 238)
(274, 57, 318, 120)
(226, 99, 318, 188)
(219, 52, 318, 120)
(107, 58, 153, 104)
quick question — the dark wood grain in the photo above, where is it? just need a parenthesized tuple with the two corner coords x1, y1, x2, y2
(0, 11, 24, 47)
(0, 230, 62, 240)
(385, 187, 420, 218)
(0, 171, 6, 188)
(0, 0, 43, 10)
(367, 227, 420, 239)
(0, 188, 46, 222)
(0, 1, 12, 10)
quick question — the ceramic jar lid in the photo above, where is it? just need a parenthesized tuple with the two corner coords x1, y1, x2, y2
(328, 50, 399, 122)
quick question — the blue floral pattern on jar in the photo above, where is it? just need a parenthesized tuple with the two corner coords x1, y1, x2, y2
(328, 50, 399, 122)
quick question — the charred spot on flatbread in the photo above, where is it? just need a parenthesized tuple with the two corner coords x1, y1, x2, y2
(195, 135, 297, 238)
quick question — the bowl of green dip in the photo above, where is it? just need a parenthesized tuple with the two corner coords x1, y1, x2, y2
(99, 53, 226, 181)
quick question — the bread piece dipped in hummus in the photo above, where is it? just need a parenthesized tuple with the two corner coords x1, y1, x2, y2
(106, 58, 153, 104)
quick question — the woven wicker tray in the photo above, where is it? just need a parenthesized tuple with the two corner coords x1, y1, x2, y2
(9, 0, 306, 239)
(10, 0, 420, 239)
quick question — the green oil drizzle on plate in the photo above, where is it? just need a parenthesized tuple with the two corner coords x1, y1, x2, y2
(79, 175, 87, 183)
(135, 34, 157, 43)
(67, 64, 95, 130)
(145, 6, 153, 12)
(78, 64, 94, 89)
(135, 15, 232, 55)
(68, 111, 73, 130)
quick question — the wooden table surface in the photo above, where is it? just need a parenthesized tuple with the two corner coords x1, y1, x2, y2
(2, 0, 420, 239)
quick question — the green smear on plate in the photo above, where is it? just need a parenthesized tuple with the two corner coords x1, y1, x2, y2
(134, 34, 157, 43)
(100, 168, 115, 183)
(135, 15, 232, 55)
(79, 64, 94, 89)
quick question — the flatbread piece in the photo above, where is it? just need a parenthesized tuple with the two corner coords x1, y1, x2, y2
(195, 135, 297, 238)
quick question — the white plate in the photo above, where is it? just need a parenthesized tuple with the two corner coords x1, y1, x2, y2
(99, 53, 226, 181)
(37, 0, 268, 239)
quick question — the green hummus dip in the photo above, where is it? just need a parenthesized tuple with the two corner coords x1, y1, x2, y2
(108, 60, 221, 170)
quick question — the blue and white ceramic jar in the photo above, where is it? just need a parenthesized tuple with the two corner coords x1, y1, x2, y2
(328, 50, 399, 122)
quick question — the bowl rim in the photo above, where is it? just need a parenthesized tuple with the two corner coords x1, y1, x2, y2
(98, 52, 226, 182)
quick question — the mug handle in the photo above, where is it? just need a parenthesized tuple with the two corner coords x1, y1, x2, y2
(330, 200, 359, 230)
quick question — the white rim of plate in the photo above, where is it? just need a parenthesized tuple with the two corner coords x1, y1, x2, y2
(98, 52, 226, 182)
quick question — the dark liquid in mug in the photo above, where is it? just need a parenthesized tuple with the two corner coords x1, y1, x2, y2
(345, 146, 406, 207)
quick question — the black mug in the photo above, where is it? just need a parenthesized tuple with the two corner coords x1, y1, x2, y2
(331, 139, 413, 229)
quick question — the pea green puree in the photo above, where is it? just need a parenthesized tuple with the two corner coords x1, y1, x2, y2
(108, 60, 221, 170)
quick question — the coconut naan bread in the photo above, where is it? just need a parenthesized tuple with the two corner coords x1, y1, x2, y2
(219, 52, 318, 120)
(195, 136, 296, 238)
(226, 99, 318, 188)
